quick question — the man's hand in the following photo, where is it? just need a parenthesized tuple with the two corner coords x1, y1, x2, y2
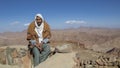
(36, 42, 43, 51)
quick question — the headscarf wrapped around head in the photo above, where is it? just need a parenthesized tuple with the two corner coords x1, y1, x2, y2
(35, 13, 44, 29)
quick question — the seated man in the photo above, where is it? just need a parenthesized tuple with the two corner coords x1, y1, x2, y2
(26, 13, 51, 67)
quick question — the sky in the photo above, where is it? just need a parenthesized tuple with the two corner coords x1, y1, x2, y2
(0, 0, 120, 32)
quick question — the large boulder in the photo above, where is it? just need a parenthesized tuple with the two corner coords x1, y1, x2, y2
(55, 44, 73, 53)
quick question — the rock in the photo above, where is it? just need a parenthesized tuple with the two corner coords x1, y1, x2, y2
(86, 65, 93, 68)
(0, 48, 6, 64)
(106, 47, 120, 57)
(55, 44, 72, 53)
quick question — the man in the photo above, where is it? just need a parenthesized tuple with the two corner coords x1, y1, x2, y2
(27, 14, 51, 67)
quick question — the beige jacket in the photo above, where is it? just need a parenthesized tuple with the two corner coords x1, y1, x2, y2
(26, 21, 51, 43)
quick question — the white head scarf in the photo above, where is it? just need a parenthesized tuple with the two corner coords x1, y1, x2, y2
(35, 14, 44, 28)
(34, 13, 44, 43)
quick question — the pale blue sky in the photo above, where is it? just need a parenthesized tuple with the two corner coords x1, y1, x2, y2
(0, 0, 120, 32)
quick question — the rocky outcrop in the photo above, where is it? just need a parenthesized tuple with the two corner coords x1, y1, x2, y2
(106, 47, 120, 57)
(73, 52, 120, 68)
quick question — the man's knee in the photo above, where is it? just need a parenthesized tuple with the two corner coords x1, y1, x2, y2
(32, 47, 40, 56)
(43, 44, 51, 52)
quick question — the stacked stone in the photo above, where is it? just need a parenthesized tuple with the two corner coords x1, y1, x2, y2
(0, 47, 28, 66)
(73, 55, 120, 68)
(0, 48, 6, 64)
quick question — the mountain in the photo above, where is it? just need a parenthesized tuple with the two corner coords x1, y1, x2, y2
(0, 27, 120, 53)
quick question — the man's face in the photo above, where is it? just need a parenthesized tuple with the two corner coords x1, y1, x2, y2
(36, 16, 42, 26)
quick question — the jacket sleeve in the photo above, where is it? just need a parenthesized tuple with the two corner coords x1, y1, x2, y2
(26, 24, 32, 40)
(43, 22, 51, 39)
(26, 22, 35, 41)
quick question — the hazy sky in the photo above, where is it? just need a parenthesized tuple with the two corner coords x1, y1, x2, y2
(0, 0, 120, 32)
